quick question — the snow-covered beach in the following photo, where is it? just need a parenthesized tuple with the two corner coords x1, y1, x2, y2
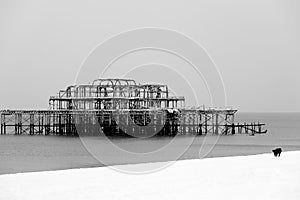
(1, 151, 299, 200)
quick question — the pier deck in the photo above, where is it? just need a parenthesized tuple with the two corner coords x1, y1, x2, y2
(0, 109, 266, 136)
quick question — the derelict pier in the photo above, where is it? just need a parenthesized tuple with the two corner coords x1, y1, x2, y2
(0, 78, 267, 136)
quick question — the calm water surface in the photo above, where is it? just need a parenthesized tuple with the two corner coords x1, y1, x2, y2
(0, 113, 299, 174)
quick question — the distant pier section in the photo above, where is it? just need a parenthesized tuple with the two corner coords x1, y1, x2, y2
(0, 78, 267, 136)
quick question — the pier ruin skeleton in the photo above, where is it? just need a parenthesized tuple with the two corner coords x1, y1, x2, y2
(0, 78, 267, 136)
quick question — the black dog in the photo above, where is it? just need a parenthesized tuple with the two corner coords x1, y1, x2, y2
(272, 148, 282, 157)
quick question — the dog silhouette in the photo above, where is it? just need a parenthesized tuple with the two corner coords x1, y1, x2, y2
(272, 148, 282, 157)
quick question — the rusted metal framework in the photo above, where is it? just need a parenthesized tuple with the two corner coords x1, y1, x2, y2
(49, 78, 184, 110)
(0, 78, 267, 136)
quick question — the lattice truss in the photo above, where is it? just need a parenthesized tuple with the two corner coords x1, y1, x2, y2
(49, 78, 185, 110)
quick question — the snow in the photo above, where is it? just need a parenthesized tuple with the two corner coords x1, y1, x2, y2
(1, 151, 300, 200)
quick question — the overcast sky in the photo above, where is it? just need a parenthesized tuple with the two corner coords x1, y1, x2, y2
(0, 0, 299, 112)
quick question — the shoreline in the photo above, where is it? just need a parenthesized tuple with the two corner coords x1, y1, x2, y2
(1, 149, 299, 176)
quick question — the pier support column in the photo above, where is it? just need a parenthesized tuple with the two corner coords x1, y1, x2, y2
(14, 113, 22, 135)
(3, 115, 6, 135)
(38, 114, 43, 134)
(215, 114, 219, 135)
(45, 114, 50, 135)
(15, 114, 18, 135)
(238, 124, 242, 134)
(198, 112, 202, 136)
(211, 114, 215, 135)
(29, 113, 34, 135)
(245, 123, 248, 134)
(58, 114, 63, 135)
(204, 114, 208, 135)
(66, 114, 71, 135)
(231, 123, 235, 135)
(0, 113, 3, 135)
(19, 114, 22, 134)
(182, 114, 186, 135)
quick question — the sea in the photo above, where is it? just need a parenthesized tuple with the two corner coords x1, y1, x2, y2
(0, 112, 299, 174)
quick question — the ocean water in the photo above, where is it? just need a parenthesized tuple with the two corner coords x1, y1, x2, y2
(0, 113, 299, 174)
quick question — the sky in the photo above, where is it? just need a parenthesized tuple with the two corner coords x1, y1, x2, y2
(0, 0, 299, 112)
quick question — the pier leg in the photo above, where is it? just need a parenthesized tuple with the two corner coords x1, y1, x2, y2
(38, 114, 41, 134)
(224, 125, 228, 135)
(0, 114, 3, 135)
(199, 124, 202, 135)
(231, 123, 235, 135)
(41, 115, 44, 134)
(29, 113, 34, 135)
(3, 114, 6, 135)
(18, 114, 22, 134)
(54, 114, 58, 135)
(15, 113, 22, 135)
(211, 114, 215, 135)
(58, 114, 62, 135)
(19, 113, 22, 134)
(204, 115, 208, 134)
(45, 114, 50, 135)
(215, 114, 219, 135)
(66, 114, 71, 135)
(15, 114, 18, 135)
